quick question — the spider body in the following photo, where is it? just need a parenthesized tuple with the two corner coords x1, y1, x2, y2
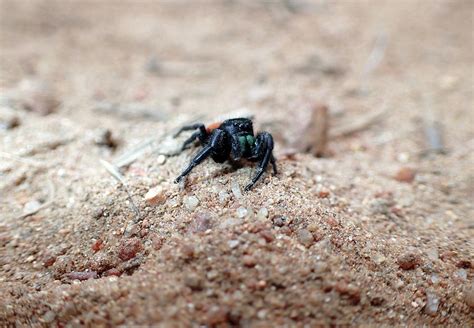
(173, 118, 277, 190)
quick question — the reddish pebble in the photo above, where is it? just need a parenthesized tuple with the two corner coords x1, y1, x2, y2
(259, 230, 275, 243)
(118, 238, 143, 261)
(335, 282, 361, 305)
(104, 268, 122, 277)
(66, 271, 98, 281)
(242, 255, 257, 268)
(43, 256, 56, 268)
(398, 252, 422, 270)
(181, 244, 195, 260)
(144, 186, 166, 206)
(318, 190, 330, 198)
(91, 239, 104, 252)
(206, 306, 229, 325)
(457, 260, 471, 269)
(394, 167, 416, 183)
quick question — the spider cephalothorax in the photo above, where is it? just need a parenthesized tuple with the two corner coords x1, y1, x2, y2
(173, 118, 277, 191)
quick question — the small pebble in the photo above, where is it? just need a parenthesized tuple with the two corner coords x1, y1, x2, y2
(184, 196, 199, 211)
(231, 182, 243, 199)
(43, 256, 56, 267)
(218, 190, 230, 204)
(42, 311, 56, 323)
(257, 207, 269, 219)
(297, 229, 314, 247)
(335, 282, 361, 305)
(206, 306, 229, 326)
(424, 292, 440, 315)
(398, 252, 421, 270)
(430, 274, 440, 284)
(272, 216, 287, 227)
(236, 207, 248, 218)
(318, 190, 330, 198)
(23, 200, 41, 213)
(242, 255, 257, 267)
(373, 253, 386, 265)
(206, 270, 219, 281)
(457, 259, 472, 269)
(118, 238, 143, 261)
(394, 167, 416, 183)
(156, 154, 166, 165)
(185, 273, 203, 291)
(228, 240, 240, 249)
(144, 186, 166, 206)
(456, 269, 467, 280)
(91, 239, 104, 252)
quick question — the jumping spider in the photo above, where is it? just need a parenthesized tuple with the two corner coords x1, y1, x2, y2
(173, 118, 277, 191)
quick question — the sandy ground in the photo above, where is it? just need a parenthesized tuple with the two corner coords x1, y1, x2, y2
(0, 0, 473, 326)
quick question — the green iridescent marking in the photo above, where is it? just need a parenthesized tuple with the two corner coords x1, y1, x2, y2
(238, 135, 255, 152)
(238, 136, 247, 150)
(246, 135, 255, 146)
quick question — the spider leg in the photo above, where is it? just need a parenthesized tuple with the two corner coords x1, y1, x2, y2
(174, 123, 209, 151)
(245, 132, 274, 191)
(174, 129, 224, 184)
(181, 131, 201, 150)
(173, 123, 206, 138)
(270, 154, 277, 174)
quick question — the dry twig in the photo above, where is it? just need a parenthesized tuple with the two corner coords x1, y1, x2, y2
(100, 159, 141, 221)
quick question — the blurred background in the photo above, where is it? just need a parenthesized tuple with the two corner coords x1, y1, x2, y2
(1, 0, 471, 144)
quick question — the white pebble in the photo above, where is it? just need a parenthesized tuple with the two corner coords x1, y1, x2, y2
(456, 269, 467, 280)
(144, 186, 165, 206)
(24, 200, 41, 213)
(184, 196, 199, 211)
(236, 207, 248, 218)
(257, 207, 269, 219)
(430, 274, 440, 284)
(156, 154, 166, 165)
(425, 292, 440, 315)
(228, 240, 240, 249)
(231, 182, 243, 199)
(218, 190, 230, 204)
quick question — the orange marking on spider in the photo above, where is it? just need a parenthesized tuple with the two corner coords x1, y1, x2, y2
(206, 122, 222, 134)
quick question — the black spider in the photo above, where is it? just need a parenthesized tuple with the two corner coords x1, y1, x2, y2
(173, 118, 277, 191)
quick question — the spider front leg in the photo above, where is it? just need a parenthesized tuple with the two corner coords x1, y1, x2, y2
(173, 123, 208, 151)
(174, 129, 225, 184)
(245, 132, 276, 191)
